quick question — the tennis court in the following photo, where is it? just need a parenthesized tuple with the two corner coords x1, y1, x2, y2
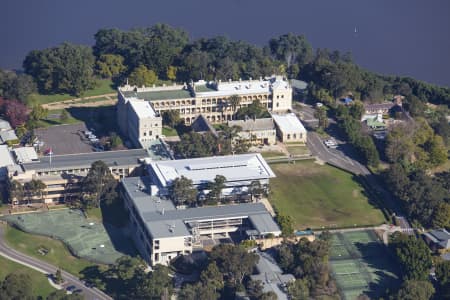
(2, 209, 136, 264)
(329, 230, 399, 300)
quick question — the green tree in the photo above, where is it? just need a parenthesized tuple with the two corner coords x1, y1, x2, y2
(54, 269, 63, 284)
(246, 279, 263, 300)
(80, 160, 117, 208)
(287, 278, 310, 300)
(396, 280, 435, 300)
(248, 180, 264, 201)
(276, 213, 294, 237)
(207, 175, 226, 204)
(162, 110, 181, 128)
(169, 176, 198, 206)
(209, 244, 259, 288)
(46, 289, 84, 300)
(200, 262, 224, 292)
(23, 43, 96, 96)
(109, 132, 123, 149)
(390, 233, 432, 281)
(314, 106, 328, 129)
(128, 65, 158, 87)
(178, 282, 219, 300)
(426, 134, 447, 167)
(0, 271, 33, 300)
(435, 260, 450, 298)
(229, 94, 241, 118)
(95, 54, 126, 78)
(24, 179, 46, 203)
(59, 109, 70, 123)
(166, 66, 177, 81)
(7, 180, 24, 204)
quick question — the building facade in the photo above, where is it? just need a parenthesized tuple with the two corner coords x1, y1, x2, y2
(121, 176, 281, 266)
(272, 113, 307, 143)
(228, 118, 276, 145)
(118, 76, 292, 131)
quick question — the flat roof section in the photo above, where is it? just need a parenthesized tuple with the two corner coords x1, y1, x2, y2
(129, 99, 157, 118)
(228, 118, 274, 131)
(123, 89, 193, 101)
(149, 153, 276, 187)
(0, 145, 15, 167)
(22, 149, 149, 172)
(272, 113, 307, 134)
(146, 219, 191, 239)
(121, 176, 176, 214)
(142, 202, 270, 223)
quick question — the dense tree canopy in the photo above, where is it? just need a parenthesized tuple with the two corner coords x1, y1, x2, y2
(23, 43, 96, 95)
(80, 160, 117, 208)
(0, 271, 33, 300)
(389, 233, 432, 281)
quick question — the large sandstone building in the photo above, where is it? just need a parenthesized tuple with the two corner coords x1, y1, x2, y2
(117, 76, 292, 147)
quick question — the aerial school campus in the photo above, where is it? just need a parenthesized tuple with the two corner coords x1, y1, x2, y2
(0, 25, 449, 300)
(1, 74, 400, 300)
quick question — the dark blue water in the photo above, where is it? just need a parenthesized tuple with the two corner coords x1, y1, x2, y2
(2, 0, 449, 86)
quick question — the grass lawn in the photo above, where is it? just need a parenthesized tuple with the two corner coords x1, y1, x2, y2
(4, 226, 97, 276)
(36, 109, 81, 128)
(269, 161, 386, 229)
(286, 144, 310, 156)
(0, 255, 55, 298)
(31, 79, 115, 104)
(162, 126, 179, 137)
(261, 151, 286, 159)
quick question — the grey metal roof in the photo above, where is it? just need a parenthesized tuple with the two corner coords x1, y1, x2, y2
(146, 219, 191, 239)
(0, 130, 18, 143)
(249, 214, 281, 235)
(0, 119, 11, 131)
(121, 176, 175, 214)
(149, 153, 276, 187)
(191, 115, 218, 137)
(142, 203, 268, 222)
(228, 118, 274, 132)
(22, 149, 149, 172)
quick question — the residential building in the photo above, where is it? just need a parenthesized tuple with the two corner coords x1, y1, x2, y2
(272, 113, 307, 143)
(146, 153, 276, 197)
(117, 75, 292, 130)
(0, 119, 12, 131)
(423, 229, 450, 252)
(121, 176, 281, 266)
(228, 118, 276, 145)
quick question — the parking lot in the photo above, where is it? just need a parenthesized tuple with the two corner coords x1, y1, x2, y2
(35, 123, 94, 155)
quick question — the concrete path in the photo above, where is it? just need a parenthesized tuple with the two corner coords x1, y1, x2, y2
(0, 224, 111, 300)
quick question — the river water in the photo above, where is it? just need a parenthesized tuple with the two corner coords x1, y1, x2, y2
(2, 0, 449, 86)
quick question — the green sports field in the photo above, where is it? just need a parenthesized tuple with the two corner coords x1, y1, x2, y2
(269, 160, 386, 229)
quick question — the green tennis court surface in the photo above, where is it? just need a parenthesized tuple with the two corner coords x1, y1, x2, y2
(329, 230, 399, 300)
(2, 209, 136, 264)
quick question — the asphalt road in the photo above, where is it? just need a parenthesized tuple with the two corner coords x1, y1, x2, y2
(295, 103, 411, 230)
(0, 225, 111, 300)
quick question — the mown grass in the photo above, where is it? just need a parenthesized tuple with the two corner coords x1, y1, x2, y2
(4, 226, 97, 276)
(260, 151, 286, 158)
(162, 126, 178, 137)
(269, 161, 385, 229)
(36, 109, 81, 128)
(31, 79, 115, 104)
(0, 255, 55, 298)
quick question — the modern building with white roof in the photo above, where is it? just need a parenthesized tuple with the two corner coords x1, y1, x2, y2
(117, 75, 292, 131)
(0, 130, 18, 144)
(0, 119, 12, 131)
(13, 147, 39, 163)
(121, 175, 281, 266)
(147, 153, 276, 196)
(272, 113, 307, 143)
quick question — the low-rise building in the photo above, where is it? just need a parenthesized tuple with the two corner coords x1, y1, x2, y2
(0, 145, 15, 181)
(423, 229, 450, 252)
(0, 130, 18, 145)
(147, 153, 276, 197)
(9, 149, 149, 205)
(228, 118, 276, 145)
(272, 113, 307, 143)
(121, 176, 281, 266)
(0, 119, 12, 131)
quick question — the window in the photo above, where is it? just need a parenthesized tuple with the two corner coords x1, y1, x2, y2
(276, 102, 279, 108)
(293, 134, 296, 139)
(287, 134, 291, 140)
(149, 131, 152, 136)
(277, 95, 279, 99)
(143, 132, 147, 136)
